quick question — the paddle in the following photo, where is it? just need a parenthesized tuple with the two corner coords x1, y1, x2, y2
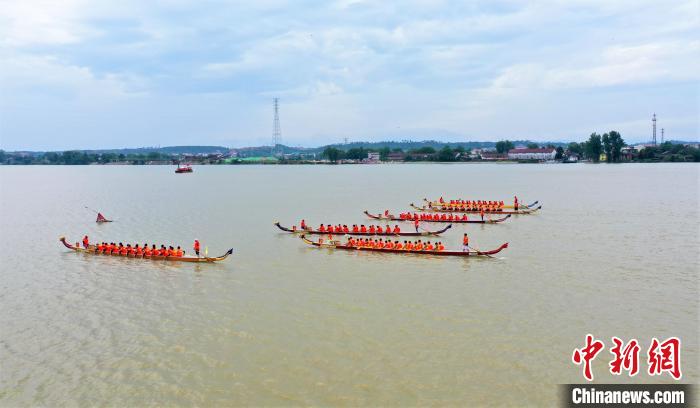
(468, 245, 493, 258)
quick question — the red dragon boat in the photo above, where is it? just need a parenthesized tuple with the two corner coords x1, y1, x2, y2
(59, 237, 232, 263)
(364, 211, 511, 224)
(410, 203, 542, 214)
(423, 198, 538, 209)
(275, 222, 451, 236)
(300, 235, 508, 257)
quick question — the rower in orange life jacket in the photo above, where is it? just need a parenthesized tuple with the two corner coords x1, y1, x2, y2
(352, 225, 359, 233)
(369, 225, 376, 234)
(300, 219, 306, 230)
(376, 225, 383, 234)
(82, 235, 89, 248)
(414, 219, 420, 232)
(514, 195, 519, 210)
(318, 224, 326, 233)
(393, 225, 400, 234)
(480, 207, 485, 221)
(194, 239, 200, 256)
(360, 225, 367, 233)
(462, 233, 470, 252)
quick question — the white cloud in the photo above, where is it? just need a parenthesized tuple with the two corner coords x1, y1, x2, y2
(0, 54, 147, 100)
(1, 0, 699, 149)
(0, 0, 93, 46)
(490, 40, 700, 90)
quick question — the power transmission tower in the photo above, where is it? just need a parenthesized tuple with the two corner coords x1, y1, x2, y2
(272, 98, 281, 156)
(652, 113, 657, 146)
(661, 128, 664, 143)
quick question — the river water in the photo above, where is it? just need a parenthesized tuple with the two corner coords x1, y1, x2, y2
(0, 163, 698, 406)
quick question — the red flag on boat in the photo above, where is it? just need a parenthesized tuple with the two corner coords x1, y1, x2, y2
(96, 212, 108, 222)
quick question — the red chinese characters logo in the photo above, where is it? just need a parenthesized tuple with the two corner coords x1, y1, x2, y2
(648, 337, 682, 380)
(572, 334, 605, 381)
(572, 335, 682, 381)
(609, 337, 640, 376)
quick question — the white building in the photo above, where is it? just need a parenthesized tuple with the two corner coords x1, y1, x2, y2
(366, 152, 380, 162)
(507, 148, 557, 160)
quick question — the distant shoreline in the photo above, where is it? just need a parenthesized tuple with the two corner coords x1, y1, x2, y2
(2, 160, 698, 166)
(2, 139, 698, 164)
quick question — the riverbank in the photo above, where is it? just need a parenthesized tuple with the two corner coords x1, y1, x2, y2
(1, 163, 697, 406)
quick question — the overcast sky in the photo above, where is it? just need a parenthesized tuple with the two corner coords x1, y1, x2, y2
(0, 0, 698, 150)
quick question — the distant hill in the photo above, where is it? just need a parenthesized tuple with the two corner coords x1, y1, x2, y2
(88, 146, 230, 155)
(10, 138, 698, 156)
(316, 140, 569, 151)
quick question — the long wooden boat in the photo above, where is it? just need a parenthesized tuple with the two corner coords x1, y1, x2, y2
(364, 211, 511, 224)
(274, 222, 451, 236)
(410, 203, 542, 214)
(300, 235, 508, 257)
(59, 237, 232, 263)
(423, 198, 538, 209)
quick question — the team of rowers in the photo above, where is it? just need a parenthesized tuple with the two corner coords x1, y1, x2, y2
(429, 196, 520, 211)
(321, 233, 471, 252)
(396, 211, 485, 221)
(293, 220, 403, 235)
(80, 236, 202, 257)
(335, 237, 445, 251)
